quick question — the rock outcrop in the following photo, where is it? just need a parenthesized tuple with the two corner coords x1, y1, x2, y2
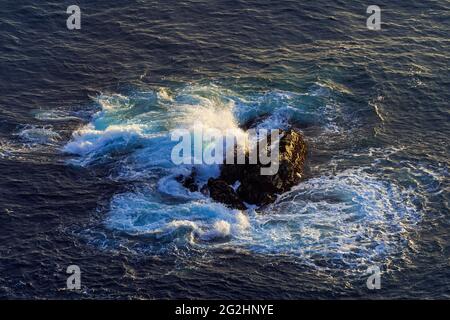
(206, 178, 247, 210)
(220, 128, 307, 207)
(176, 125, 307, 210)
(176, 170, 199, 192)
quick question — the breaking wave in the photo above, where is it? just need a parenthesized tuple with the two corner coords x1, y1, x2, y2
(63, 83, 425, 268)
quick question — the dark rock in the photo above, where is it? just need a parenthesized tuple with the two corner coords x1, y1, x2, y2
(200, 184, 209, 196)
(221, 128, 307, 206)
(207, 178, 247, 210)
(176, 170, 198, 192)
(176, 125, 307, 209)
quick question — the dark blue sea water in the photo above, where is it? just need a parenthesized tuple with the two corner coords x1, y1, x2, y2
(0, 0, 449, 299)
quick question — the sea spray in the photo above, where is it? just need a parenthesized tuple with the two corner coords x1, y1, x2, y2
(62, 84, 421, 269)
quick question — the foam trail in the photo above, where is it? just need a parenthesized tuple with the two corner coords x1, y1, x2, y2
(17, 125, 61, 145)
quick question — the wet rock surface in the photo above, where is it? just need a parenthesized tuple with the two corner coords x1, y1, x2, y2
(177, 125, 307, 210)
(221, 128, 307, 207)
(206, 178, 247, 210)
(176, 170, 199, 192)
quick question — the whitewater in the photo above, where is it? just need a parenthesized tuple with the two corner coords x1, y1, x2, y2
(61, 83, 421, 270)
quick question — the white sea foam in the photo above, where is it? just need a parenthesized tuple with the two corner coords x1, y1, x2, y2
(104, 191, 250, 242)
(17, 125, 61, 144)
(103, 167, 419, 268)
(34, 110, 83, 122)
(243, 169, 419, 264)
(63, 84, 423, 268)
(63, 123, 145, 156)
(0, 139, 14, 159)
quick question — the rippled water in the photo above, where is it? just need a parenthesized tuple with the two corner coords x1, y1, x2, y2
(0, 0, 449, 299)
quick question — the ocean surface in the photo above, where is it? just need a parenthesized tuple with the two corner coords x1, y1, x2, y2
(0, 0, 449, 299)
